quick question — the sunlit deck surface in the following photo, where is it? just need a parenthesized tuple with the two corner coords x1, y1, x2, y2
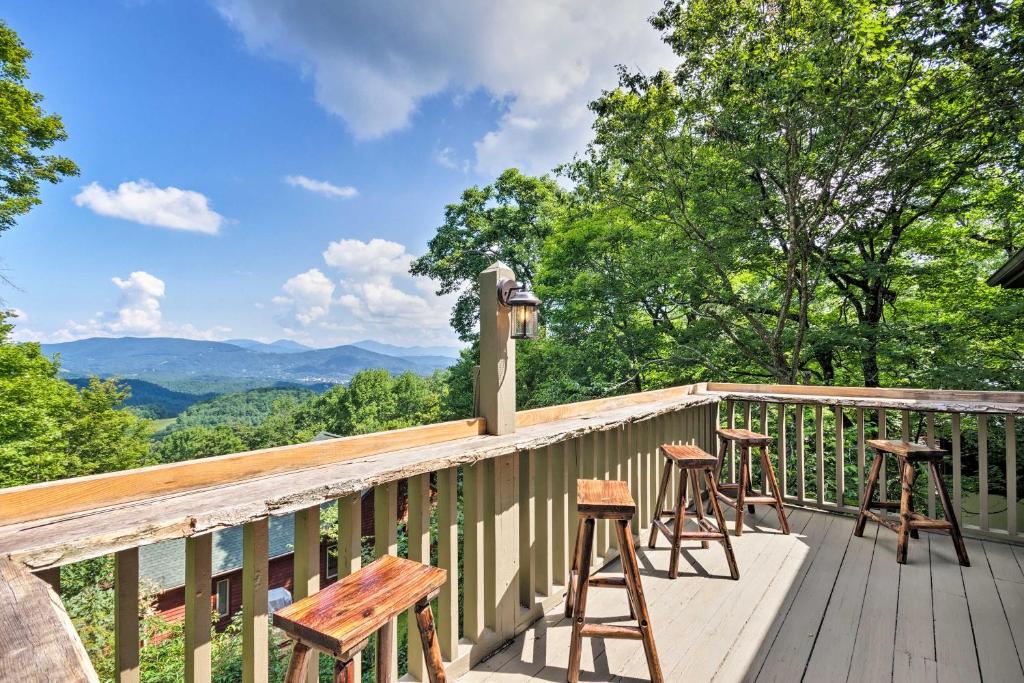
(458, 506, 1024, 682)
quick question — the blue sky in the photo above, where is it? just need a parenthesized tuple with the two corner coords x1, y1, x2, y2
(2, 0, 672, 347)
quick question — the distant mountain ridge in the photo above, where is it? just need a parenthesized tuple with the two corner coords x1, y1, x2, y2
(351, 339, 463, 359)
(42, 336, 455, 386)
(225, 338, 311, 354)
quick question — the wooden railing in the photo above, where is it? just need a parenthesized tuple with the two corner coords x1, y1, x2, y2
(1, 381, 1021, 682)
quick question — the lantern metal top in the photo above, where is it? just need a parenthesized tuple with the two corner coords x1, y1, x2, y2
(496, 279, 540, 307)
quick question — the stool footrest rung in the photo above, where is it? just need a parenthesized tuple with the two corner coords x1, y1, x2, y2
(588, 574, 628, 588)
(579, 624, 643, 640)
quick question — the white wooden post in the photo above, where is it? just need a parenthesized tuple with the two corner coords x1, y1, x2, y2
(478, 262, 516, 436)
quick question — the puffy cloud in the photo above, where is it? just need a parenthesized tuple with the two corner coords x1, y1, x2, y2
(435, 146, 469, 173)
(74, 180, 226, 234)
(279, 268, 335, 324)
(13, 272, 228, 342)
(274, 238, 457, 345)
(284, 175, 358, 199)
(213, 0, 675, 175)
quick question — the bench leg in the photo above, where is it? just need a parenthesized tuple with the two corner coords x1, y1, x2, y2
(897, 458, 915, 564)
(705, 470, 739, 579)
(414, 599, 447, 683)
(669, 466, 688, 579)
(689, 469, 710, 549)
(735, 446, 749, 535)
(333, 659, 356, 683)
(616, 520, 664, 683)
(855, 453, 884, 537)
(285, 642, 314, 683)
(932, 461, 970, 567)
(567, 518, 595, 683)
(565, 518, 585, 618)
(761, 445, 790, 534)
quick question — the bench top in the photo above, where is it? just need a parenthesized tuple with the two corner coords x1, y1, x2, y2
(577, 479, 635, 519)
(717, 428, 772, 445)
(867, 439, 947, 460)
(660, 443, 717, 467)
(272, 555, 446, 657)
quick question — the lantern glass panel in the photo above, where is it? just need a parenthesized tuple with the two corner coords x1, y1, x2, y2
(512, 303, 539, 339)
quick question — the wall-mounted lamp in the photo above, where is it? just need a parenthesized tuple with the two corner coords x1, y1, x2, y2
(497, 278, 541, 340)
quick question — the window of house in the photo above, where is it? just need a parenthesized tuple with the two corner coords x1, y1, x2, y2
(326, 543, 338, 580)
(216, 578, 230, 617)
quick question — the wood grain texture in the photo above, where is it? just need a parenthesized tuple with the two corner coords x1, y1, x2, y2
(868, 439, 946, 459)
(273, 555, 446, 658)
(716, 427, 773, 445)
(0, 559, 99, 683)
(184, 534, 212, 683)
(114, 547, 140, 683)
(576, 479, 635, 519)
(659, 443, 717, 466)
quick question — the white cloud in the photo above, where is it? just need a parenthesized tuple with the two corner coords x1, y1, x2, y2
(74, 180, 226, 234)
(214, 0, 675, 175)
(12, 272, 229, 342)
(279, 268, 335, 324)
(273, 237, 457, 345)
(284, 175, 358, 199)
(435, 146, 469, 173)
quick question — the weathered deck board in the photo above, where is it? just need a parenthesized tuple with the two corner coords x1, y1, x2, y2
(455, 506, 1024, 683)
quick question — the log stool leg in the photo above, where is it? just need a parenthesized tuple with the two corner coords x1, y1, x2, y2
(705, 469, 739, 579)
(735, 445, 750, 535)
(567, 518, 595, 683)
(760, 445, 790, 534)
(615, 521, 664, 683)
(855, 452, 884, 537)
(668, 464, 688, 579)
(745, 445, 756, 515)
(689, 469, 710, 549)
(897, 457, 916, 564)
(413, 598, 447, 683)
(649, 456, 673, 549)
(932, 461, 970, 567)
(333, 659, 356, 683)
(285, 642, 314, 683)
(565, 518, 586, 618)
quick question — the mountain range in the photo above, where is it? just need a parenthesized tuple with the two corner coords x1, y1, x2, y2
(41, 336, 459, 387)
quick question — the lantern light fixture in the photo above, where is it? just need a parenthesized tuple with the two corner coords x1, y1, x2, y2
(497, 278, 541, 340)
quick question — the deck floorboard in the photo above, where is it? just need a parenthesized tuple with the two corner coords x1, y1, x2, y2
(457, 507, 1024, 682)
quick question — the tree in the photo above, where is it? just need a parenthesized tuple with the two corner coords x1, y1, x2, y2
(411, 169, 565, 341)
(0, 312, 150, 487)
(0, 21, 78, 237)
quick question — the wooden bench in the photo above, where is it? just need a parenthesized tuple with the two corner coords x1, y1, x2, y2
(855, 439, 969, 566)
(566, 479, 663, 683)
(273, 555, 447, 682)
(714, 428, 790, 535)
(649, 444, 739, 580)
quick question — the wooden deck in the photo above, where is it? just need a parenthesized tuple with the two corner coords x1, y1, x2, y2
(458, 506, 1024, 682)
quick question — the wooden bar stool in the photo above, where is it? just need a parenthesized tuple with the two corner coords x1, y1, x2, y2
(714, 428, 790, 536)
(274, 555, 448, 683)
(855, 439, 969, 566)
(649, 444, 739, 580)
(565, 479, 663, 683)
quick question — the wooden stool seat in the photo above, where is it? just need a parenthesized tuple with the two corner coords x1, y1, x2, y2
(566, 480, 662, 683)
(855, 440, 969, 566)
(716, 427, 772, 445)
(661, 443, 718, 467)
(275, 555, 448, 683)
(714, 428, 790, 536)
(650, 444, 739, 580)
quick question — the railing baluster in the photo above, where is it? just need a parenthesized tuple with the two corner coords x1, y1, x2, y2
(815, 404, 824, 505)
(901, 409, 911, 441)
(879, 409, 887, 505)
(608, 429, 619, 555)
(857, 408, 865, 505)
(519, 450, 536, 608)
(437, 466, 459, 661)
(777, 403, 787, 498)
(337, 493, 362, 680)
(627, 422, 639, 536)
(836, 406, 845, 508)
(463, 463, 485, 644)
(184, 534, 212, 683)
(760, 402, 768, 494)
(293, 505, 320, 683)
(406, 473, 431, 680)
(242, 518, 269, 683)
(374, 482, 398, 681)
(926, 413, 937, 519)
(796, 404, 806, 502)
(727, 400, 736, 483)
(952, 413, 962, 522)
(979, 414, 989, 532)
(486, 453, 519, 638)
(114, 547, 140, 683)
(647, 419, 658, 527)
(552, 441, 569, 587)
(537, 446, 553, 597)
(1008, 415, 1017, 539)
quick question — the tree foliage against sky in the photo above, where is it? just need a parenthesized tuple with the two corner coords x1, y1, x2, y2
(0, 20, 77, 237)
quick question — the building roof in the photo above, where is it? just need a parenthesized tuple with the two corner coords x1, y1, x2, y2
(987, 248, 1024, 289)
(139, 506, 329, 592)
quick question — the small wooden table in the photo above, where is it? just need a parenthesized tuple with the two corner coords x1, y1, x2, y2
(273, 555, 448, 682)
(854, 439, 969, 566)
